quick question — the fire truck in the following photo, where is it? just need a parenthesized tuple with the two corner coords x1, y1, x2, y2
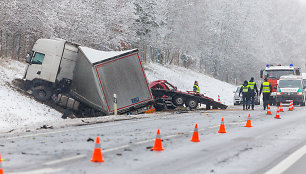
(260, 64, 301, 105)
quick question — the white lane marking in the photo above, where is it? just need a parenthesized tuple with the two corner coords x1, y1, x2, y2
(44, 154, 86, 166)
(265, 144, 306, 174)
(43, 121, 245, 166)
(8, 167, 63, 174)
(103, 145, 130, 153)
(4, 120, 147, 140)
(3, 118, 244, 141)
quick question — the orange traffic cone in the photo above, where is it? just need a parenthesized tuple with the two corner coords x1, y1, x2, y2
(190, 124, 200, 142)
(266, 104, 272, 115)
(91, 137, 104, 162)
(275, 107, 281, 119)
(0, 153, 4, 174)
(218, 95, 221, 103)
(218, 117, 226, 133)
(291, 101, 295, 110)
(151, 129, 164, 151)
(288, 102, 293, 111)
(245, 114, 253, 127)
(279, 102, 284, 112)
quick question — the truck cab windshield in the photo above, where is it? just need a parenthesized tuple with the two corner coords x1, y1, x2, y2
(32, 52, 45, 64)
(266, 70, 293, 79)
(278, 80, 302, 88)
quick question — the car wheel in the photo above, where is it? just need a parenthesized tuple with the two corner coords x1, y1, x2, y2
(32, 86, 52, 102)
(186, 98, 198, 109)
(173, 95, 184, 106)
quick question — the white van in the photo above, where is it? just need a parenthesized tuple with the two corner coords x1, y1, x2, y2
(276, 75, 305, 106)
(302, 73, 306, 89)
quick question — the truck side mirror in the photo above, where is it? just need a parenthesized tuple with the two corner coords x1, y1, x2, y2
(26, 54, 31, 64)
(260, 70, 263, 78)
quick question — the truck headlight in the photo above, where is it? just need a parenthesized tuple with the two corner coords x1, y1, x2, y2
(276, 92, 281, 95)
(297, 92, 303, 95)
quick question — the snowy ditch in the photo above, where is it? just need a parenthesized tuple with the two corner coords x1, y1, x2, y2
(0, 58, 236, 133)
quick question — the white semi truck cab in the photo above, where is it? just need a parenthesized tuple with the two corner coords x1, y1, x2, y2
(25, 39, 78, 84)
(24, 38, 154, 116)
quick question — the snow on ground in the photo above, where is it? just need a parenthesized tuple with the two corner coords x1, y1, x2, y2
(0, 59, 62, 133)
(144, 63, 236, 105)
(0, 59, 236, 133)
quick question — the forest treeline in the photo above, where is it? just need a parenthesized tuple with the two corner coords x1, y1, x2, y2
(1, 0, 306, 84)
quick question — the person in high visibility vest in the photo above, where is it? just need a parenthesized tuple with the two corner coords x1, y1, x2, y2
(239, 80, 251, 110)
(259, 78, 273, 110)
(248, 77, 259, 110)
(193, 81, 200, 93)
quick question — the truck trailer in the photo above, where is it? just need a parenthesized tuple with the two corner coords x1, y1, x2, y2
(23, 38, 153, 116)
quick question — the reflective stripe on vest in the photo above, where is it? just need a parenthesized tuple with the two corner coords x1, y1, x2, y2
(248, 82, 255, 90)
(193, 85, 200, 92)
(262, 82, 270, 93)
(242, 85, 249, 93)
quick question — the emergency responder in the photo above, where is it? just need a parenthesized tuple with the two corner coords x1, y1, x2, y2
(259, 78, 273, 110)
(239, 80, 251, 110)
(193, 81, 200, 93)
(248, 77, 259, 110)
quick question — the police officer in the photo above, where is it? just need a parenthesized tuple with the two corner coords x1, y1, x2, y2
(248, 77, 259, 110)
(259, 78, 273, 110)
(239, 80, 251, 110)
(193, 81, 200, 93)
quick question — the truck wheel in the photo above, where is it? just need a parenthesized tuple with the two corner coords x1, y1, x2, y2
(32, 86, 52, 102)
(173, 96, 184, 106)
(186, 98, 198, 109)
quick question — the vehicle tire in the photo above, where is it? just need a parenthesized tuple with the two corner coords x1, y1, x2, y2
(32, 86, 52, 102)
(300, 102, 305, 106)
(186, 98, 198, 109)
(173, 95, 185, 106)
(154, 103, 166, 111)
(276, 102, 280, 106)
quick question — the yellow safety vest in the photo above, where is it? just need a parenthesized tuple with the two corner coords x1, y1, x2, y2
(193, 85, 200, 92)
(248, 81, 255, 90)
(262, 82, 270, 93)
(242, 85, 249, 93)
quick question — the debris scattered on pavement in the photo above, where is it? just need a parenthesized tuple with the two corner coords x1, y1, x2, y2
(87, 138, 94, 142)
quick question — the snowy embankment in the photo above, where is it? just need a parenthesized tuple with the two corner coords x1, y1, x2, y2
(144, 63, 236, 105)
(0, 59, 236, 133)
(0, 59, 62, 133)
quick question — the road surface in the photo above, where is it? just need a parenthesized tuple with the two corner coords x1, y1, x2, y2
(1, 105, 306, 174)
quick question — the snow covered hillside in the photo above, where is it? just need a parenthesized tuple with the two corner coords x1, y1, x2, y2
(0, 59, 236, 133)
(0, 59, 62, 133)
(144, 63, 236, 105)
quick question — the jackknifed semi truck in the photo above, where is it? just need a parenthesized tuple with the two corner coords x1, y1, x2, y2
(23, 38, 153, 116)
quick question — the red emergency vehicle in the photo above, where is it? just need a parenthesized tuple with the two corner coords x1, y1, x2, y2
(260, 64, 301, 105)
